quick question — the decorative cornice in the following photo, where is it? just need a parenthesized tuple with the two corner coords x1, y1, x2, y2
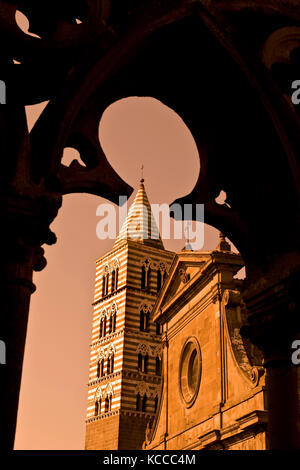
(93, 283, 162, 307)
(90, 328, 124, 348)
(122, 369, 161, 384)
(120, 410, 154, 418)
(235, 410, 268, 431)
(90, 325, 162, 349)
(88, 368, 161, 387)
(88, 370, 122, 387)
(86, 409, 120, 423)
(86, 408, 155, 424)
(95, 242, 128, 266)
(92, 285, 126, 306)
(198, 429, 222, 448)
(125, 327, 161, 343)
(194, 411, 268, 449)
(126, 285, 158, 297)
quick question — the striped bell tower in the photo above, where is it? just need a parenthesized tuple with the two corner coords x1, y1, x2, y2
(85, 179, 175, 449)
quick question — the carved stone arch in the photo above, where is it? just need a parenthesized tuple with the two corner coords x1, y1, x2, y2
(110, 301, 118, 315)
(139, 302, 152, 331)
(99, 308, 107, 320)
(135, 381, 150, 397)
(4, 0, 300, 452)
(137, 343, 150, 356)
(164, 3, 300, 267)
(141, 258, 152, 269)
(27, 1, 200, 196)
(107, 301, 117, 333)
(158, 262, 166, 273)
(150, 384, 161, 398)
(104, 382, 114, 398)
(113, 258, 120, 269)
(260, 26, 300, 121)
(153, 344, 162, 358)
(139, 301, 152, 315)
(97, 348, 105, 361)
(261, 27, 300, 69)
(103, 264, 110, 275)
(217, 1, 300, 21)
(107, 343, 116, 357)
(106, 305, 112, 319)
(94, 386, 103, 402)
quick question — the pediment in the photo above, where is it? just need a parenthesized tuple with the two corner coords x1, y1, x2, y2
(158, 254, 210, 310)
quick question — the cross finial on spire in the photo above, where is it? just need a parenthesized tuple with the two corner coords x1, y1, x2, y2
(140, 164, 144, 183)
(183, 222, 193, 251)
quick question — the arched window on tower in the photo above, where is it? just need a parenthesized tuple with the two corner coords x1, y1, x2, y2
(107, 353, 114, 375)
(104, 397, 110, 413)
(154, 395, 159, 413)
(141, 265, 146, 290)
(107, 303, 117, 335)
(113, 311, 117, 332)
(111, 354, 114, 374)
(155, 356, 161, 375)
(157, 263, 166, 292)
(138, 353, 143, 371)
(111, 262, 119, 293)
(97, 358, 104, 378)
(102, 276, 105, 297)
(144, 355, 148, 373)
(138, 353, 148, 373)
(136, 393, 141, 411)
(115, 267, 119, 290)
(95, 399, 101, 416)
(157, 270, 162, 292)
(99, 316, 106, 338)
(140, 304, 150, 332)
(102, 265, 109, 297)
(141, 260, 151, 289)
(104, 394, 112, 413)
(142, 394, 147, 412)
(94, 387, 102, 416)
(111, 270, 115, 293)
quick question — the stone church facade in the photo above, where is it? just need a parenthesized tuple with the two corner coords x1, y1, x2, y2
(85, 181, 268, 450)
(144, 235, 268, 450)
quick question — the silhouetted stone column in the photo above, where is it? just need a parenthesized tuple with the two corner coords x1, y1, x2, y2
(0, 259, 36, 449)
(264, 355, 299, 449)
(0, 193, 60, 449)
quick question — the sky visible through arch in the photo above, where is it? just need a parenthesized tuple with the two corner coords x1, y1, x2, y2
(15, 96, 232, 450)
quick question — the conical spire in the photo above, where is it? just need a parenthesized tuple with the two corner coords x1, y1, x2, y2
(114, 179, 164, 249)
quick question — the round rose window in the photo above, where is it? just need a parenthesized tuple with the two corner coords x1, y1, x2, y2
(179, 337, 201, 407)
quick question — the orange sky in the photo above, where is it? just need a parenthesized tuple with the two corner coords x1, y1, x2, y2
(14, 97, 226, 449)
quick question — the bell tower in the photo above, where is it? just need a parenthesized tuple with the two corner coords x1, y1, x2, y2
(85, 179, 175, 449)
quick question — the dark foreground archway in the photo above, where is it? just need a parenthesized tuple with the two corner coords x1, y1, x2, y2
(0, 0, 299, 449)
